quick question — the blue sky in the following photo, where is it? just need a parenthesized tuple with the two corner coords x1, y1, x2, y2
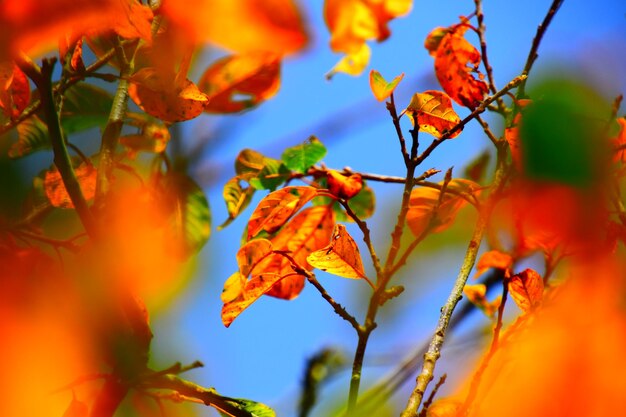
(150, 1, 626, 415)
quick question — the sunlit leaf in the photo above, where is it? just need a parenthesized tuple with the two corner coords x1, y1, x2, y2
(324, 0, 378, 54)
(44, 163, 96, 209)
(8, 115, 49, 159)
(406, 179, 480, 237)
(0, 62, 30, 119)
(248, 160, 290, 191)
(221, 272, 246, 303)
(475, 250, 513, 279)
(327, 43, 371, 79)
(59, 34, 85, 73)
(405, 90, 461, 139)
(431, 24, 488, 109)
(129, 68, 208, 123)
(235, 149, 269, 175)
(247, 186, 319, 239)
(162, 0, 308, 56)
(327, 170, 362, 200)
(369, 70, 404, 102)
(158, 172, 211, 258)
(424, 27, 450, 56)
(508, 268, 544, 313)
(281, 136, 327, 174)
(307, 223, 366, 279)
(221, 272, 283, 327)
(236, 239, 274, 277)
(119, 124, 170, 157)
(314, 180, 375, 222)
(258, 206, 335, 299)
(214, 395, 277, 417)
(199, 52, 281, 114)
(463, 283, 500, 317)
(426, 398, 462, 417)
(219, 176, 256, 230)
(60, 83, 114, 133)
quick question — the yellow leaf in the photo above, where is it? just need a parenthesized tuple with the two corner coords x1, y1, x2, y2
(405, 90, 461, 139)
(198, 52, 281, 114)
(508, 268, 544, 313)
(247, 186, 319, 240)
(221, 271, 246, 303)
(307, 224, 366, 279)
(221, 272, 283, 327)
(369, 70, 404, 102)
(327, 43, 371, 78)
(406, 179, 480, 237)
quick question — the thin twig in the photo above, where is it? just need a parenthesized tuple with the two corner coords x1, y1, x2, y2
(418, 374, 448, 417)
(341, 200, 383, 277)
(475, 115, 500, 146)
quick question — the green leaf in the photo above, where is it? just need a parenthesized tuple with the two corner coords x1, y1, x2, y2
(219, 176, 256, 230)
(249, 160, 290, 191)
(161, 173, 211, 258)
(281, 136, 327, 174)
(61, 83, 113, 133)
(216, 397, 276, 417)
(235, 149, 267, 175)
(8, 115, 50, 159)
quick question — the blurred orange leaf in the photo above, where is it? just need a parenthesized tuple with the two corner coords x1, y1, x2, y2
(425, 398, 462, 417)
(62, 394, 88, 417)
(406, 179, 480, 237)
(247, 186, 319, 240)
(326, 43, 371, 78)
(463, 283, 501, 317)
(44, 163, 96, 209)
(475, 250, 513, 279)
(198, 52, 281, 114)
(162, 0, 308, 56)
(129, 68, 208, 123)
(0, 62, 30, 119)
(431, 24, 488, 109)
(508, 268, 544, 313)
(611, 117, 626, 163)
(327, 170, 363, 200)
(120, 123, 171, 157)
(504, 99, 532, 169)
(258, 206, 335, 299)
(369, 69, 404, 101)
(307, 223, 366, 279)
(405, 90, 461, 139)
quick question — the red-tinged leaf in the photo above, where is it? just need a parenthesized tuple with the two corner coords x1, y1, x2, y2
(508, 268, 544, 313)
(129, 68, 208, 122)
(198, 52, 281, 114)
(162, 0, 308, 56)
(504, 99, 532, 169)
(369, 70, 404, 101)
(59, 33, 85, 73)
(432, 26, 489, 109)
(307, 223, 366, 279)
(611, 117, 626, 163)
(111, 0, 153, 41)
(221, 272, 283, 327)
(247, 186, 319, 240)
(0, 62, 30, 119)
(406, 179, 480, 237)
(475, 250, 513, 279)
(44, 163, 96, 209)
(258, 205, 335, 299)
(405, 90, 461, 139)
(236, 239, 274, 277)
(327, 170, 362, 200)
(424, 27, 450, 56)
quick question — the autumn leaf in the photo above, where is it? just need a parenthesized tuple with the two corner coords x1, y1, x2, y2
(59, 34, 85, 73)
(162, 0, 308, 56)
(327, 170, 363, 200)
(475, 250, 513, 279)
(326, 43, 371, 79)
(463, 283, 500, 317)
(611, 117, 626, 163)
(406, 179, 480, 237)
(120, 124, 170, 157)
(504, 99, 532, 169)
(129, 68, 208, 123)
(44, 163, 96, 209)
(198, 52, 281, 113)
(236, 239, 274, 277)
(425, 398, 462, 417)
(307, 224, 367, 280)
(405, 90, 461, 139)
(431, 24, 489, 109)
(281, 136, 327, 174)
(508, 268, 544, 313)
(424, 27, 451, 56)
(219, 177, 256, 230)
(247, 186, 319, 239)
(8, 115, 49, 159)
(222, 272, 283, 327)
(369, 70, 404, 101)
(0, 62, 30, 119)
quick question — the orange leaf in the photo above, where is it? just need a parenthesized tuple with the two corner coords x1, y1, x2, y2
(425, 398, 462, 417)
(508, 268, 544, 313)
(128, 68, 208, 123)
(504, 99, 532, 169)
(307, 223, 366, 279)
(236, 238, 274, 277)
(424, 26, 451, 56)
(120, 123, 171, 157)
(406, 179, 480, 237)
(221, 272, 283, 327)
(0, 62, 30, 119)
(475, 250, 513, 279)
(198, 52, 281, 114)
(327, 170, 363, 200)
(611, 117, 626, 163)
(369, 70, 404, 101)
(432, 25, 488, 109)
(44, 163, 96, 209)
(405, 90, 461, 139)
(162, 0, 308, 56)
(463, 283, 500, 317)
(258, 206, 335, 299)
(247, 186, 319, 240)
(221, 271, 247, 303)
